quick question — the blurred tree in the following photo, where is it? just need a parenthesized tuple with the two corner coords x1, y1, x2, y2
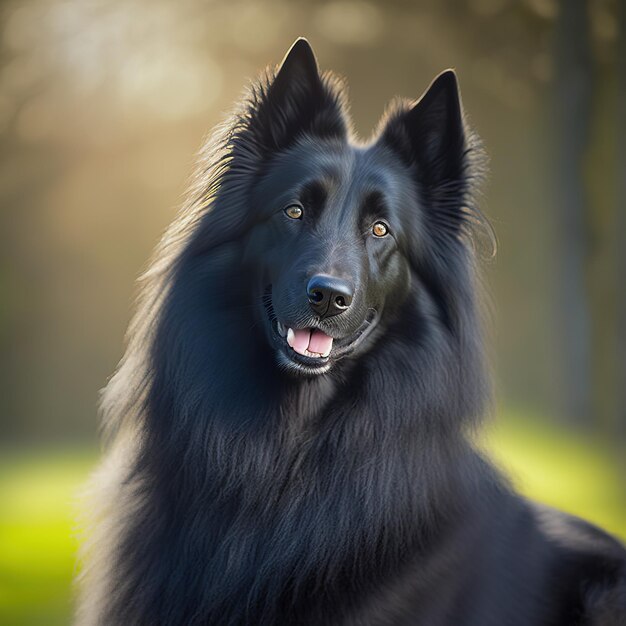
(618, 2, 626, 442)
(553, 0, 593, 426)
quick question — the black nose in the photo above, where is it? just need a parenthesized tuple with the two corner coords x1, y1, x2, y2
(306, 274, 353, 318)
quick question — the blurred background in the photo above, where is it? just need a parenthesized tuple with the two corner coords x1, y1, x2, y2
(0, 0, 624, 623)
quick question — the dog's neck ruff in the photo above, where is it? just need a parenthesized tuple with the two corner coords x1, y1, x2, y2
(111, 329, 488, 625)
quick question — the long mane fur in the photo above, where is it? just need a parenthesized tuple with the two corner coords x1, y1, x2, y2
(76, 56, 498, 626)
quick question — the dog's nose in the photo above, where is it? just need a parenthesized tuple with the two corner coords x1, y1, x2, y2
(306, 274, 353, 318)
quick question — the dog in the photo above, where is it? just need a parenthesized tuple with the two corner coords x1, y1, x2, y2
(76, 38, 626, 625)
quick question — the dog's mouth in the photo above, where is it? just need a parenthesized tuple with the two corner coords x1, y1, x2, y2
(280, 324, 334, 358)
(262, 287, 379, 375)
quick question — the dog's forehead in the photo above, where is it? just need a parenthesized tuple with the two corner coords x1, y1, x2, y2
(256, 138, 408, 206)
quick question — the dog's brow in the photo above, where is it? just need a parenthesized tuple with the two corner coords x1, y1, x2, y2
(360, 190, 389, 219)
(300, 180, 328, 212)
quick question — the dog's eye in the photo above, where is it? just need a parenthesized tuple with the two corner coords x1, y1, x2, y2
(284, 204, 303, 220)
(372, 221, 389, 237)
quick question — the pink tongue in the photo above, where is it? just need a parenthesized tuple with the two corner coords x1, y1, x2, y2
(308, 329, 333, 355)
(290, 328, 312, 354)
(290, 328, 334, 356)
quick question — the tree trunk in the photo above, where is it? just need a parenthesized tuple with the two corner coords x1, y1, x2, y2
(617, 3, 626, 443)
(553, 0, 594, 426)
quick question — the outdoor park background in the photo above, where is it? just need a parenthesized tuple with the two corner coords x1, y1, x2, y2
(0, 0, 624, 624)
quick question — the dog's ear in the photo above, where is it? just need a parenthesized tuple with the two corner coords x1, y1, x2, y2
(381, 70, 469, 214)
(248, 38, 347, 155)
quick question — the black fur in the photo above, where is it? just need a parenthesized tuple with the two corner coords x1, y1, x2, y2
(76, 39, 626, 626)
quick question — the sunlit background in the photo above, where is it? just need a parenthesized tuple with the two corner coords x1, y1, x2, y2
(0, 0, 624, 623)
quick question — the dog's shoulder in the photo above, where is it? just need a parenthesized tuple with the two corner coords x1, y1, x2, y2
(584, 583, 626, 626)
(531, 501, 626, 559)
(530, 501, 626, 625)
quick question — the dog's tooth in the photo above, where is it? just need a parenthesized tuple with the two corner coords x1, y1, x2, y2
(287, 328, 295, 348)
(322, 337, 333, 357)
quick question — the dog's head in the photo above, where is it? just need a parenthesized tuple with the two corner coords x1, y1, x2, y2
(189, 39, 483, 378)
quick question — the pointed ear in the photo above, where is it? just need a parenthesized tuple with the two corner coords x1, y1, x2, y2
(272, 38, 321, 104)
(249, 38, 347, 155)
(382, 70, 466, 188)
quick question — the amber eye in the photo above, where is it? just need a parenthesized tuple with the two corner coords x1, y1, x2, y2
(372, 221, 388, 237)
(284, 204, 303, 219)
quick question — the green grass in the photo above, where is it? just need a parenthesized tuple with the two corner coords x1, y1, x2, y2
(0, 414, 624, 625)
(482, 411, 626, 540)
(0, 448, 95, 626)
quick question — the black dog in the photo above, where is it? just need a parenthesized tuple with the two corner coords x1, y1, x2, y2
(76, 39, 626, 625)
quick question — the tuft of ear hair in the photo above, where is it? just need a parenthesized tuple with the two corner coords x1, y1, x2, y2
(379, 70, 488, 242)
(382, 70, 465, 184)
(271, 38, 321, 102)
(245, 38, 348, 157)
